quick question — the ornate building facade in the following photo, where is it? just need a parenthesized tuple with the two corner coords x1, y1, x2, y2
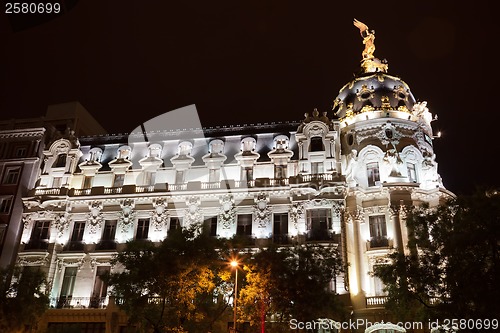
(10, 21, 453, 333)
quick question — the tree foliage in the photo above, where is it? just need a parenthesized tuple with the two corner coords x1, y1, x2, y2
(238, 244, 345, 330)
(374, 189, 500, 322)
(0, 265, 49, 333)
(108, 225, 231, 333)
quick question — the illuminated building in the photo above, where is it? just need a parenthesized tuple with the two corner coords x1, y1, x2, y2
(10, 21, 452, 333)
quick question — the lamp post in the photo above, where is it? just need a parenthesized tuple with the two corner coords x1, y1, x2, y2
(230, 260, 239, 333)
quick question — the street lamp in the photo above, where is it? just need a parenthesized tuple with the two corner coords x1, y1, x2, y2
(230, 260, 239, 332)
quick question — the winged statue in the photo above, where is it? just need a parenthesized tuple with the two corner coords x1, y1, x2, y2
(353, 18, 376, 60)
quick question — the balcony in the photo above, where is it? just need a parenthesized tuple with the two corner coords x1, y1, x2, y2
(366, 295, 388, 308)
(95, 240, 116, 251)
(306, 230, 340, 243)
(23, 239, 49, 251)
(26, 174, 346, 200)
(63, 241, 85, 252)
(52, 296, 108, 309)
(367, 237, 392, 250)
(272, 234, 292, 245)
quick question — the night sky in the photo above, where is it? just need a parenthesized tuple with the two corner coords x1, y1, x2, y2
(0, 0, 497, 196)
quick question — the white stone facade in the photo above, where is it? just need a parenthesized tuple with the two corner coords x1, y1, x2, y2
(16, 73, 453, 323)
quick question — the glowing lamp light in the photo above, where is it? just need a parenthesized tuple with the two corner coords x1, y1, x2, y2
(229, 259, 240, 332)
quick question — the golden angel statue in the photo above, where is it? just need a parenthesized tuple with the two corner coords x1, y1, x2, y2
(353, 18, 375, 60)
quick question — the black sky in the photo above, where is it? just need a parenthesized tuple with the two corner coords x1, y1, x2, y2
(0, 0, 497, 196)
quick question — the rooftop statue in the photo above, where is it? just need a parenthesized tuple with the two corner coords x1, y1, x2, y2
(353, 19, 388, 73)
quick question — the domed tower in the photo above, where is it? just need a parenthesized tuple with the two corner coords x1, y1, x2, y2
(335, 20, 453, 320)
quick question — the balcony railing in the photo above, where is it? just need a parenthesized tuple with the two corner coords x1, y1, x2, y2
(306, 230, 339, 242)
(51, 296, 108, 309)
(63, 241, 85, 252)
(95, 240, 117, 251)
(366, 295, 388, 307)
(23, 239, 49, 251)
(28, 174, 340, 198)
(367, 237, 391, 250)
(272, 234, 292, 245)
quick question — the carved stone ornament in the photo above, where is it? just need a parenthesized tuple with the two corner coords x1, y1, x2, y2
(363, 206, 387, 215)
(54, 140, 70, 154)
(185, 196, 202, 225)
(289, 202, 305, 229)
(151, 197, 169, 231)
(345, 209, 363, 224)
(368, 255, 392, 266)
(17, 253, 49, 267)
(377, 122, 403, 146)
(119, 199, 136, 232)
(56, 255, 86, 272)
(53, 213, 70, 238)
(88, 201, 104, 234)
(87, 255, 113, 271)
(22, 214, 33, 229)
(412, 101, 436, 129)
(219, 195, 236, 229)
(253, 192, 271, 228)
(22, 210, 55, 229)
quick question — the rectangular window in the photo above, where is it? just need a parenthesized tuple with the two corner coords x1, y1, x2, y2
(237, 214, 252, 236)
(58, 267, 77, 308)
(309, 137, 324, 152)
(113, 174, 125, 187)
(71, 221, 85, 242)
(91, 266, 110, 308)
(15, 146, 27, 158)
(373, 265, 386, 296)
(369, 215, 388, 248)
(203, 217, 218, 237)
(2, 166, 21, 185)
(407, 163, 417, 182)
(367, 162, 380, 187)
(0, 196, 13, 214)
(83, 176, 93, 189)
(54, 154, 67, 168)
(136, 219, 150, 240)
(67, 221, 85, 251)
(274, 164, 287, 179)
(273, 213, 289, 244)
(169, 217, 181, 232)
(0, 225, 6, 247)
(102, 220, 117, 241)
(26, 220, 50, 249)
(306, 209, 331, 240)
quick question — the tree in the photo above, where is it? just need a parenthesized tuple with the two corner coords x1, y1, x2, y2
(0, 265, 49, 333)
(238, 244, 345, 331)
(374, 189, 500, 324)
(108, 225, 232, 333)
